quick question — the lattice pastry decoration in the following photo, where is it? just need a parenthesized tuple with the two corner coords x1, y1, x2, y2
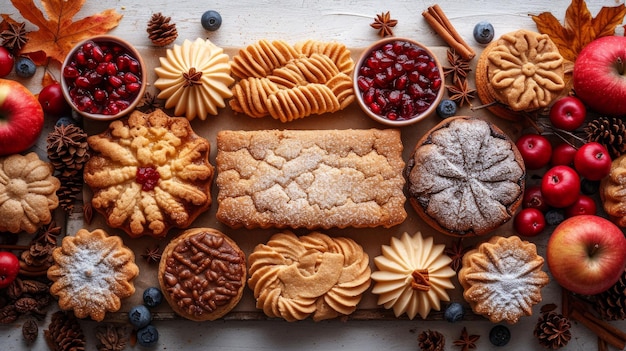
(229, 39, 355, 122)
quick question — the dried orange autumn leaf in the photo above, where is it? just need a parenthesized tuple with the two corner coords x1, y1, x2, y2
(7, 0, 122, 65)
(531, 0, 626, 62)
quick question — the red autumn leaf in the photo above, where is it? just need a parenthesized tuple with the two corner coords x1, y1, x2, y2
(5, 0, 122, 65)
(532, 0, 626, 62)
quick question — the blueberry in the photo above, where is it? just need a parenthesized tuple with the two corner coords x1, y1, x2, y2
(545, 209, 565, 226)
(201, 10, 222, 31)
(473, 21, 495, 44)
(436, 99, 457, 118)
(55, 116, 75, 127)
(15, 56, 36, 78)
(443, 302, 464, 323)
(489, 324, 511, 346)
(136, 324, 159, 347)
(143, 287, 163, 308)
(580, 178, 600, 195)
(128, 305, 152, 329)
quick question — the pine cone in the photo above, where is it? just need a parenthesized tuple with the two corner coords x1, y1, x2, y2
(56, 174, 83, 213)
(44, 311, 86, 351)
(46, 124, 90, 178)
(594, 270, 626, 320)
(585, 116, 626, 159)
(147, 12, 178, 46)
(417, 329, 445, 351)
(533, 311, 571, 349)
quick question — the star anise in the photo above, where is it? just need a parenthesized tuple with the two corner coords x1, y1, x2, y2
(137, 91, 162, 113)
(445, 239, 470, 272)
(183, 67, 203, 87)
(370, 11, 398, 37)
(446, 78, 476, 107)
(141, 245, 162, 264)
(1, 21, 28, 52)
(453, 327, 480, 351)
(443, 49, 471, 83)
(35, 221, 61, 246)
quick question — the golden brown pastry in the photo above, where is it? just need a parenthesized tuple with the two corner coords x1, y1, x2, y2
(84, 109, 214, 238)
(47, 228, 139, 321)
(0, 152, 60, 234)
(475, 29, 565, 120)
(158, 228, 246, 321)
(215, 129, 406, 229)
(248, 231, 371, 321)
(370, 231, 455, 319)
(154, 38, 234, 120)
(406, 116, 525, 237)
(229, 39, 354, 122)
(601, 154, 626, 227)
(459, 235, 549, 324)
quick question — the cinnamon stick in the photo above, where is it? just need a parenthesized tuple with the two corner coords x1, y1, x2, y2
(598, 337, 608, 351)
(422, 5, 475, 60)
(570, 309, 626, 350)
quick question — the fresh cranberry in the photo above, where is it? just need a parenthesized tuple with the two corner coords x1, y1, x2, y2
(136, 167, 160, 191)
(357, 40, 441, 121)
(63, 39, 142, 115)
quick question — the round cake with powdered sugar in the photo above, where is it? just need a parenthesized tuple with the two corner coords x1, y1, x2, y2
(405, 116, 525, 237)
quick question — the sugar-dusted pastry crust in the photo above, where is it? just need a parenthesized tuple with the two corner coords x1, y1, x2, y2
(229, 39, 354, 122)
(459, 235, 549, 324)
(601, 154, 626, 227)
(248, 231, 371, 321)
(475, 29, 565, 120)
(406, 116, 525, 237)
(370, 231, 455, 319)
(47, 228, 139, 322)
(0, 152, 60, 234)
(158, 228, 246, 321)
(154, 38, 234, 120)
(84, 109, 214, 238)
(215, 129, 406, 229)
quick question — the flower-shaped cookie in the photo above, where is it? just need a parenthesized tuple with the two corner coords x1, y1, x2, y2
(154, 38, 234, 120)
(0, 152, 60, 233)
(371, 231, 455, 319)
(84, 109, 214, 238)
(487, 29, 565, 111)
(248, 231, 371, 321)
(48, 228, 139, 321)
(459, 235, 549, 324)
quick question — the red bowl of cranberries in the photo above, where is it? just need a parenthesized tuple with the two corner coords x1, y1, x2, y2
(354, 37, 444, 126)
(61, 35, 147, 120)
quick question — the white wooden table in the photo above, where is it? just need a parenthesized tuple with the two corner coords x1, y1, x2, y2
(0, 0, 624, 350)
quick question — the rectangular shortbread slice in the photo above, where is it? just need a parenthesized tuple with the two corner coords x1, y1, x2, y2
(215, 129, 407, 229)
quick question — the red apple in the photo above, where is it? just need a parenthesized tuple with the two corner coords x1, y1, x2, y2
(549, 96, 586, 131)
(0, 251, 19, 289)
(573, 36, 626, 116)
(0, 79, 44, 156)
(551, 143, 577, 167)
(541, 165, 580, 208)
(574, 142, 611, 181)
(516, 134, 552, 170)
(546, 215, 626, 295)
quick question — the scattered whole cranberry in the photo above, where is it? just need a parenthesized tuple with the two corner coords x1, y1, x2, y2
(38, 82, 70, 116)
(356, 40, 442, 121)
(63, 40, 143, 116)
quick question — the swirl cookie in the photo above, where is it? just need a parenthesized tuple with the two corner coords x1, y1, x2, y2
(406, 116, 525, 237)
(48, 228, 139, 321)
(158, 228, 246, 321)
(248, 231, 371, 321)
(84, 109, 214, 238)
(475, 29, 565, 120)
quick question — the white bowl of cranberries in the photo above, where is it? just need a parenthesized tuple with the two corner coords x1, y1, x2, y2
(353, 37, 444, 126)
(61, 35, 147, 121)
